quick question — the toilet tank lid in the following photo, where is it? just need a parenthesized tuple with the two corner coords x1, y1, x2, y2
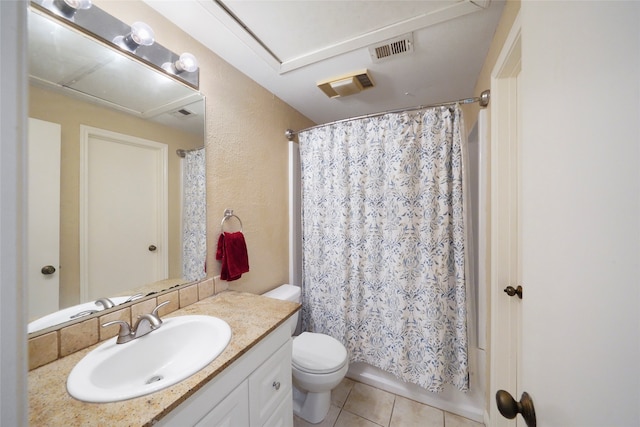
(262, 284, 300, 302)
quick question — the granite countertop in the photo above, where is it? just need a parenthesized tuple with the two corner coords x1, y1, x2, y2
(29, 291, 300, 426)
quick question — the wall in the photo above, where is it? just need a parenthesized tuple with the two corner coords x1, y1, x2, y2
(29, 86, 202, 308)
(0, 1, 28, 424)
(96, 0, 315, 296)
(471, 1, 521, 129)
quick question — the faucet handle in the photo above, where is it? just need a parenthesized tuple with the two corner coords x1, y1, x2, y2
(123, 293, 145, 303)
(151, 300, 171, 318)
(102, 320, 133, 343)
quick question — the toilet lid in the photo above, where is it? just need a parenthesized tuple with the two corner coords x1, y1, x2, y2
(292, 332, 348, 374)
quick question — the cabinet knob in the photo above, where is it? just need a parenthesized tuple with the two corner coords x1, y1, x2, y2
(272, 381, 281, 391)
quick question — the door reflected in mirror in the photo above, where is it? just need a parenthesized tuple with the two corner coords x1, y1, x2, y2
(27, 6, 206, 334)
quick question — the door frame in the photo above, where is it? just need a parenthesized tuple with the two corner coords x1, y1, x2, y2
(488, 12, 522, 427)
(79, 125, 168, 302)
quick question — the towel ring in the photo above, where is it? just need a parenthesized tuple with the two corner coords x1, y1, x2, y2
(221, 209, 243, 232)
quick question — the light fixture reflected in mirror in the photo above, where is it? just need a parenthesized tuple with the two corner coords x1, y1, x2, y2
(163, 52, 199, 75)
(113, 21, 155, 53)
(48, 0, 91, 19)
(32, 0, 198, 90)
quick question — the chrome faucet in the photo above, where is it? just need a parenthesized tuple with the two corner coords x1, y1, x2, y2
(95, 298, 116, 309)
(102, 301, 170, 344)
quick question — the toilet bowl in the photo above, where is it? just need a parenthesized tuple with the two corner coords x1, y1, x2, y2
(263, 285, 349, 424)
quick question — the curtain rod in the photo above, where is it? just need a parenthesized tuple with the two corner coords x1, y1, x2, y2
(176, 147, 204, 158)
(285, 89, 490, 141)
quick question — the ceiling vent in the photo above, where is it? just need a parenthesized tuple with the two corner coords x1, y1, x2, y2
(369, 33, 414, 63)
(170, 108, 196, 118)
(317, 69, 375, 99)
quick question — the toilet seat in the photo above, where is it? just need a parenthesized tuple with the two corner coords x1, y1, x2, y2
(292, 332, 348, 374)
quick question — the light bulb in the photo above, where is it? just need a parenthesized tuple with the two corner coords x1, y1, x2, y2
(51, 0, 92, 19)
(63, 0, 92, 9)
(162, 53, 199, 75)
(113, 21, 155, 52)
(175, 53, 198, 73)
(129, 22, 155, 47)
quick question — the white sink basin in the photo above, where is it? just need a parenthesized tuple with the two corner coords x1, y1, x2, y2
(67, 315, 232, 402)
(28, 296, 134, 333)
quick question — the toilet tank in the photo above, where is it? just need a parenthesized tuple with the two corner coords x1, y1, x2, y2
(263, 284, 300, 335)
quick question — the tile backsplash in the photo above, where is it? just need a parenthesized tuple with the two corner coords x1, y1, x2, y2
(28, 276, 228, 370)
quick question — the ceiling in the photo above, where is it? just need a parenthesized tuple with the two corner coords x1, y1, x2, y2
(143, 0, 505, 125)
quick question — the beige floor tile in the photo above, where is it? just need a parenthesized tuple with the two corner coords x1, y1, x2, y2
(390, 396, 444, 427)
(332, 377, 356, 408)
(293, 405, 341, 427)
(444, 412, 485, 427)
(335, 410, 383, 427)
(343, 382, 395, 426)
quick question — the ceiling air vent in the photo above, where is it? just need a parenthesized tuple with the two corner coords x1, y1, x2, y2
(317, 69, 375, 99)
(170, 108, 195, 118)
(369, 33, 414, 63)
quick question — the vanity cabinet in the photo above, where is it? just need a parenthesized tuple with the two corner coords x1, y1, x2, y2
(156, 318, 294, 427)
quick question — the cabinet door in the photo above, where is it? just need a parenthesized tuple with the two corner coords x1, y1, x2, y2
(195, 381, 249, 427)
(263, 390, 293, 427)
(249, 341, 292, 426)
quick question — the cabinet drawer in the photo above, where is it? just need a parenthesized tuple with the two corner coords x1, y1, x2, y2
(249, 340, 292, 426)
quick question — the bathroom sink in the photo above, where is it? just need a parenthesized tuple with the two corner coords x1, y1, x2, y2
(28, 296, 134, 333)
(67, 315, 232, 402)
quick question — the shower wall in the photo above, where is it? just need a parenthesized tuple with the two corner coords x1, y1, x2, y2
(288, 111, 488, 421)
(289, 142, 302, 286)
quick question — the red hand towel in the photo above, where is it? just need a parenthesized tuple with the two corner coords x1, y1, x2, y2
(216, 232, 249, 281)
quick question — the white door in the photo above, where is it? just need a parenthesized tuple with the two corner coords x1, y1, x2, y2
(492, 3, 640, 426)
(27, 118, 61, 319)
(80, 126, 168, 301)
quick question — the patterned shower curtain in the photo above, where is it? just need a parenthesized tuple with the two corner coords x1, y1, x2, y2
(182, 148, 207, 281)
(298, 106, 469, 392)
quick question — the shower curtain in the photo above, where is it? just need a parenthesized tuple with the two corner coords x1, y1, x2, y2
(298, 106, 469, 392)
(182, 148, 207, 281)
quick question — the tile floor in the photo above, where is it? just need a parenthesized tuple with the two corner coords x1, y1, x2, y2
(293, 378, 485, 427)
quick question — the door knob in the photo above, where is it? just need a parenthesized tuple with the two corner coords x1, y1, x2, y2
(504, 285, 523, 299)
(148, 245, 157, 252)
(496, 390, 536, 427)
(41, 265, 56, 275)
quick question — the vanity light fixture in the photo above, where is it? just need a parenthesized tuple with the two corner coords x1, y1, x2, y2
(50, 0, 91, 19)
(163, 52, 199, 74)
(113, 21, 155, 52)
(31, 0, 199, 88)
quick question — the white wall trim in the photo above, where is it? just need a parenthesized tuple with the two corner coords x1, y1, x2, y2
(488, 11, 521, 427)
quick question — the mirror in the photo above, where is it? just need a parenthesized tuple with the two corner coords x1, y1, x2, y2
(27, 4, 206, 335)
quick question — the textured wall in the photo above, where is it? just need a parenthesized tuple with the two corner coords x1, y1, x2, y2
(98, 0, 315, 295)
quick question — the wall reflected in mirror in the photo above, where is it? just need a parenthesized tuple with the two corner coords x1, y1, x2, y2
(27, 5, 206, 335)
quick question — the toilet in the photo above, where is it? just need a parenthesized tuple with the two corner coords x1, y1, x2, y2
(263, 284, 349, 424)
